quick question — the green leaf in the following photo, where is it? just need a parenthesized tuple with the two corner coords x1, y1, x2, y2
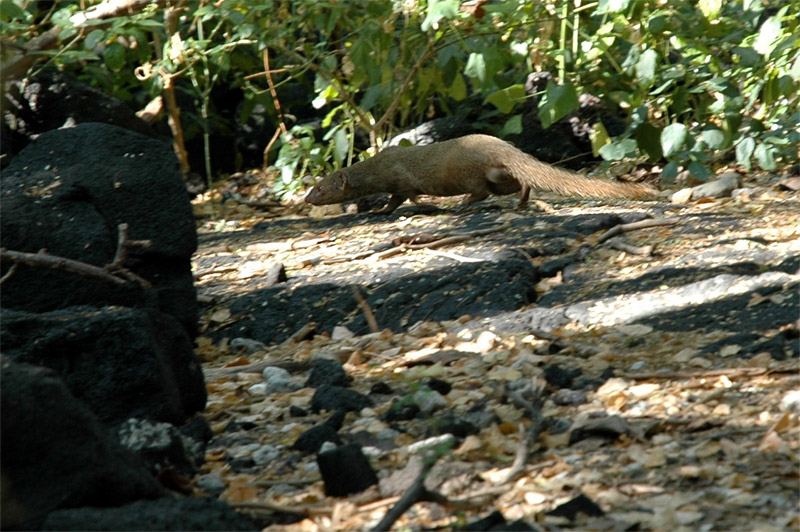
(595, 0, 631, 15)
(661, 123, 687, 158)
(312, 84, 338, 109)
(636, 49, 658, 89)
(52, 7, 76, 27)
(102, 42, 126, 71)
(440, 54, 459, 86)
(599, 139, 637, 161)
(735, 137, 756, 170)
(698, 0, 721, 20)
(733, 46, 760, 67)
(449, 73, 467, 101)
(754, 143, 777, 170)
(647, 15, 667, 34)
(700, 128, 725, 149)
(332, 129, 349, 166)
(538, 81, 578, 129)
(687, 161, 711, 180)
(0, 0, 30, 22)
(464, 53, 486, 83)
(777, 75, 795, 98)
(134, 19, 164, 28)
(360, 85, 384, 111)
(630, 105, 649, 129)
(754, 16, 781, 56)
(422, 0, 459, 31)
(321, 106, 341, 128)
(635, 123, 663, 161)
(662, 162, 679, 182)
(499, 114, 523, 136)
(485, 84, 526, 114)
(84, 29, 105, 50)
(590, 122, 610, 157)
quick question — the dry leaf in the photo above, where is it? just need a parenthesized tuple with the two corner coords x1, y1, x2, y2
(719, 344, 741, 357)
(644, 448, 667, 468)
(488, 367, 523, 381)
(221, 475, 259, 503)
(223, 356, 251, 367)
(747, 293, 769, 307)
(758, 430, 785, 452)
(209, 308, 232, 322)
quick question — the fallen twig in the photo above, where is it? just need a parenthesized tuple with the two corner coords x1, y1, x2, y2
(595, 217, 679, 246)
(1, 223, 153, 289)
(606, 237, 654, 256)
(256, 477, 319, 487)
(422, 248, 484, 263)
(407, 221, 512, 250)
(372, 459, 435, 532)
(497, 423, 529, 485)
(230, 499, 310, 517)
(203, 358, 312, 379)
(282, 322, 318, 345)
(529, 328, 603, 357)
(626, 366, 782, 380)
(351, 286, 380, 333)
(323, 250, 376, 264)
(0, 263, 19, 285)
(194, 266, 238, 280)
(376, 222, 512, 261)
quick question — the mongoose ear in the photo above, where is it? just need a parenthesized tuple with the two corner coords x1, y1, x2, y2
(332, 171, 348, 191)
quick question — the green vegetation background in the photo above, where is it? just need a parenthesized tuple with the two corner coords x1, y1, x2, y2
(2, 0, 798, 197)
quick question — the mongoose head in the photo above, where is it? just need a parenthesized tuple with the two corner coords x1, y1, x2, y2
(305, 171, 351, 205)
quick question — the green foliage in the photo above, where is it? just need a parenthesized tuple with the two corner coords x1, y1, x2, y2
(588, 1, 799, 179)
(2, 0, 797, 192)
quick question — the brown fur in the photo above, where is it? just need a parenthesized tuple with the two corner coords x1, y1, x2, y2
(305, 134, 656, 213)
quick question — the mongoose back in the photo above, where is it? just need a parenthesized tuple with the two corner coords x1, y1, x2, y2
(305, 134, 656, 213)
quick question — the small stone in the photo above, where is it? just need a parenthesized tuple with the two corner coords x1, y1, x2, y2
(780, 390, 800, 413)
(671, 187, 693, 204)
(311, 385, 373, 413)
(688, 356, 713, 368)
(230, 337, 267, 354)
(425, 378, 452, 396)
(413, 389, 448, 415)
(552, 389, 587, 406)
(732, 188, 755, 201)
(317, 443, 378, 497)
(630, 361, 647, 371)
(331, 326, 355, 340)
(262, 366, 291, 381)
(306, 358, 351, 388)
(228, 442, 260, 459)
(691, 172, 739, 199)
(404, 434, 455, 455)
(196, 471, 226, 493)
(377, 428, 401, 441)
(369, 381, 394, 395)
(252, 444, 281, 465)
(247, 383, 268, 396)
(289, 405, 309, 417)
(262, 366, 300, 394)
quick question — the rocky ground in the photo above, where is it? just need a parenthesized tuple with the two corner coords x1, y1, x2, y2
(190, 173, 799, 531)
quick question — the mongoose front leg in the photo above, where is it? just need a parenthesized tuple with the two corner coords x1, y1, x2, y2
(465, 190, 490, 203)
(376, 194, 408, 213)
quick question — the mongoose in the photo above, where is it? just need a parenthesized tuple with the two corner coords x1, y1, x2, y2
(305, 134, 656, 213)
